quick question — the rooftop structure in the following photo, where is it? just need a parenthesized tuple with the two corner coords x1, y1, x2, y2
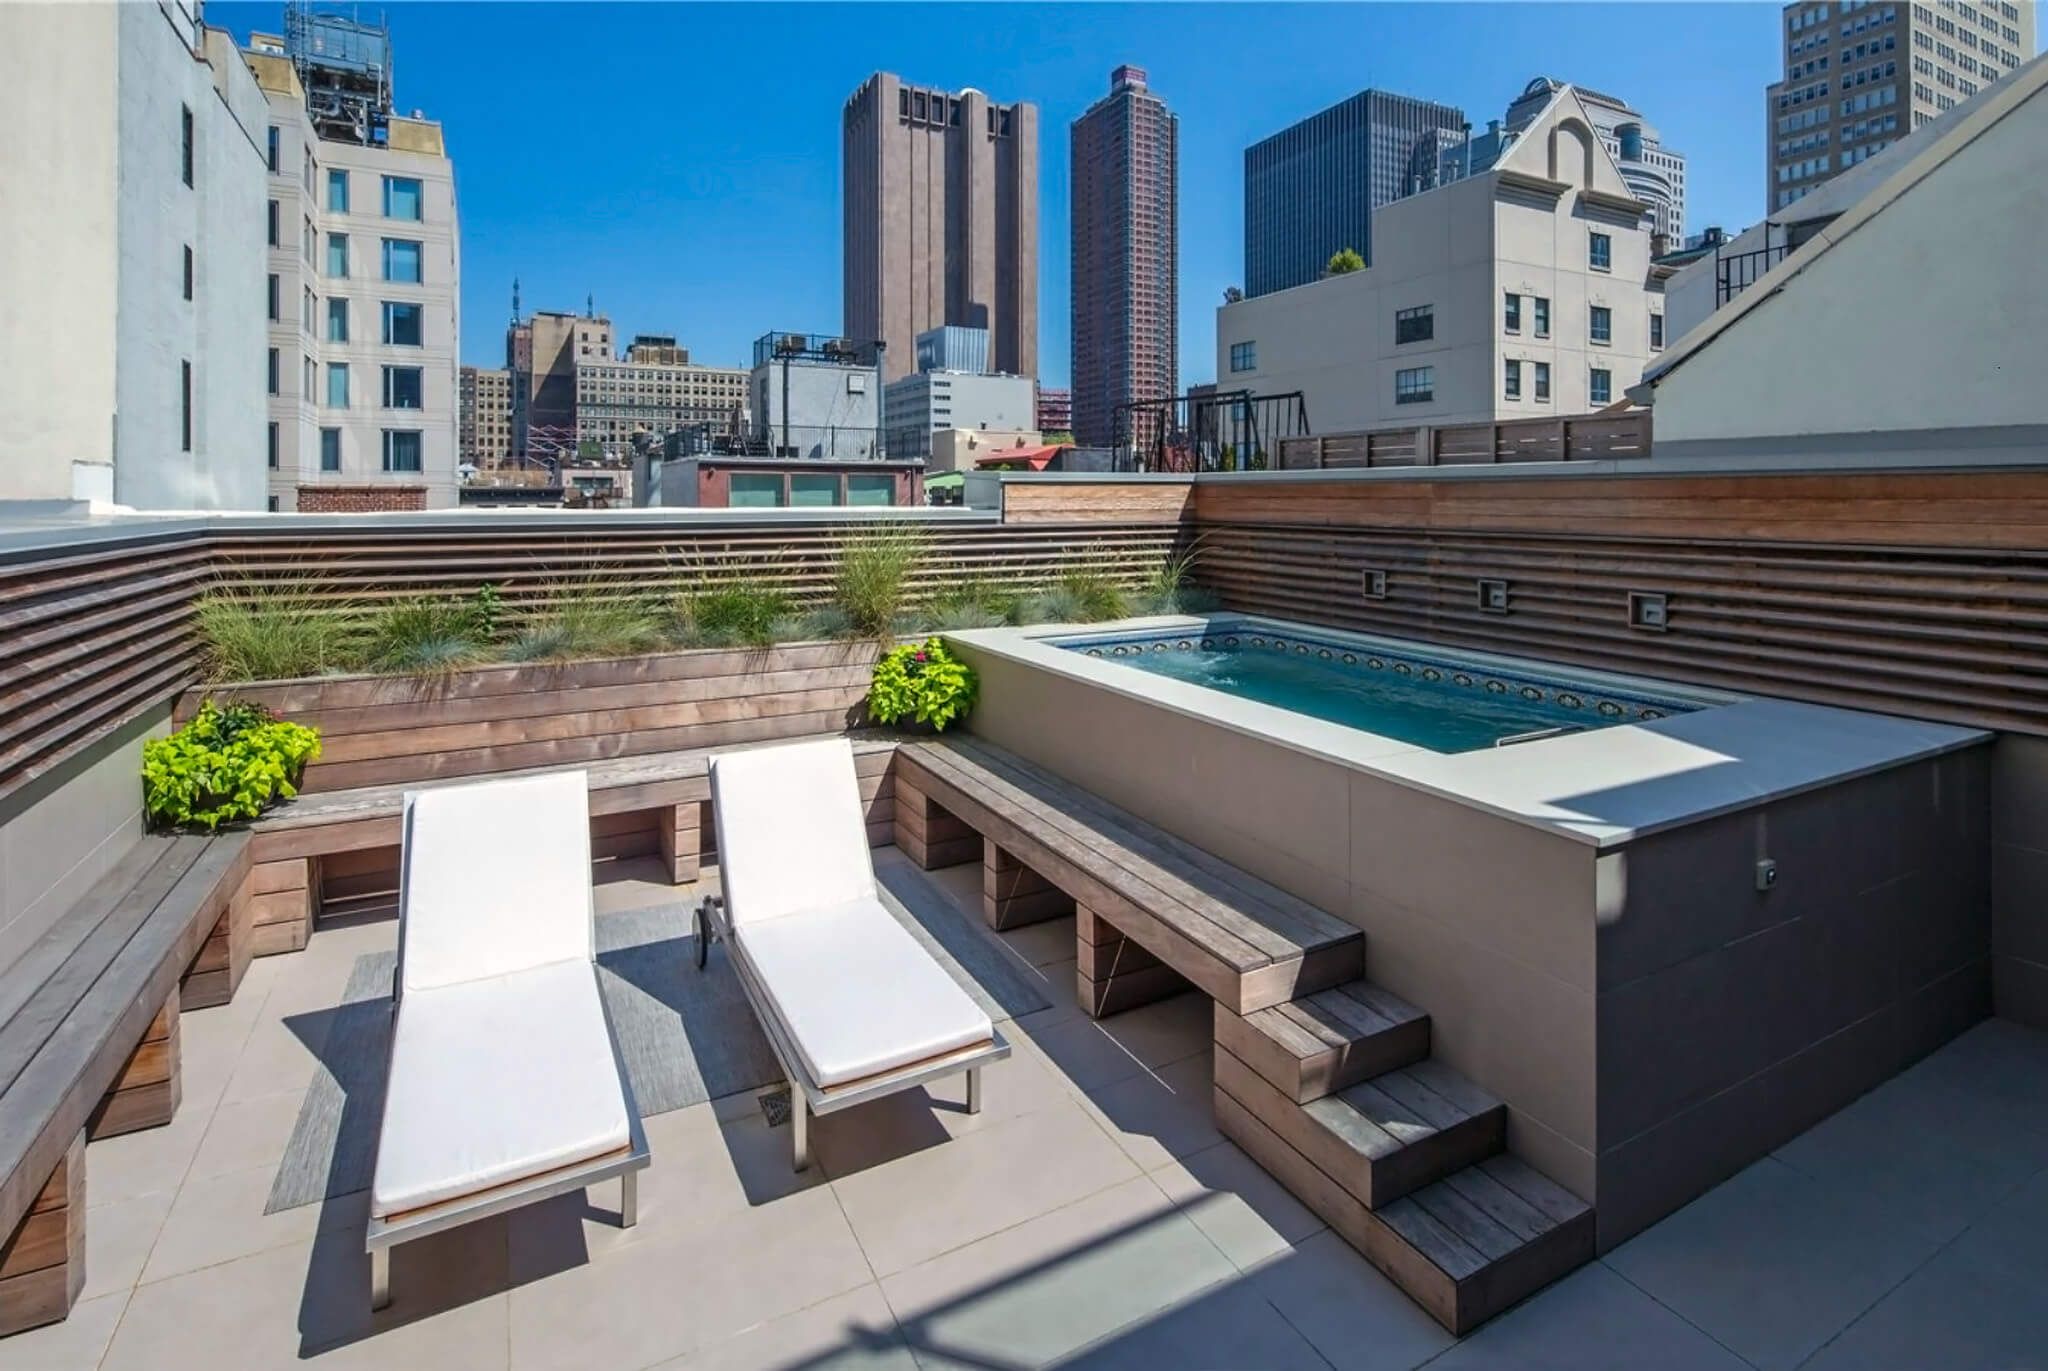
(749, 330, 885, 460)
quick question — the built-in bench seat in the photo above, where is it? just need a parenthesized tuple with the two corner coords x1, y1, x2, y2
(248, 736, 899, 933)
(0, 832, 251, 1336)
(891, 737, 1365, 1017)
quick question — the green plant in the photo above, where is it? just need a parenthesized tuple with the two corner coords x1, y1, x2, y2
(1134, 543, 1220, 616)
(1053, 564, 1130, 622)
(508, 582, 664, 662)
(867, 637, 977, 731)
(142, 700, 321, 832)
(1326, 247, 1365, 275)
(928, 576, 1020, 631)
(834, 524, 927, 639)
(363, 600, 488, 678)
(675, 577, 793, 649)
(468, 583, 503, 643)
(193, 583, 364, 682)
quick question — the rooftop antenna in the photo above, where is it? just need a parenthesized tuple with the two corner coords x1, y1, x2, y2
(511, 276, 521, 324)
(586, 291, 595, 318)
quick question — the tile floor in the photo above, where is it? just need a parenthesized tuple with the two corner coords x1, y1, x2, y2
(9, 851, 2048, 1371)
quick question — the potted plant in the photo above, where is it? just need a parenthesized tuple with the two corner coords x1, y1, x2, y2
(866, 637, 977, 732)
(142, 699, 322, 832)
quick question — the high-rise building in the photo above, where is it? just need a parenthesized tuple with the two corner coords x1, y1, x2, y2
(1035, 387, 1073, 435)
(1768, 0, 2034, 213)
(1070, 65, 1178, 449)
(1503, 79, 1687, 242)
(517, 308, 612, 460)
(459, 366, 513, 470)
(574, 341, 751, 461)
(244, 14, 460, 512)
(1243, 88, 1465, 298)
(0, 5, 268, 509)
(882, 325, 1035, 461)
(842, 72, 1039, 382)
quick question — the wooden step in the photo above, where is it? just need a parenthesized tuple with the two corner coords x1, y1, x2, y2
(1214, 981, 1430, 1103)
(1214, 1047, 1504, 1209)
(1215, 1090, 1593, 1335)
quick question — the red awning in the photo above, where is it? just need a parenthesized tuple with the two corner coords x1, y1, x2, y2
(974, 444, 1066, 471)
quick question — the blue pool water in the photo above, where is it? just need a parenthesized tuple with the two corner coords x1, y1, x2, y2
(1057, 623, 1702, 754)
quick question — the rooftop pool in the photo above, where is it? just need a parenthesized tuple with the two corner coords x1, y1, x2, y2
(1048, 618, 1710, 753)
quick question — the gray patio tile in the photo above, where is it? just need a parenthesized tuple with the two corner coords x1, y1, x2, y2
(1056, 1278, 1332, 1370)
(1771, 1057, 2048, 1241)
(1091, 991, 1212, 1071)
(1890, 1017, 2048, 1136)
(1799, 1245, 2048, 1371)
(881, 1174, 1238, 1369)
(1080, 1050, 1222, 1173)
(811, 1039, 1075, 1178)
(1246, 1229, 1453, 1371)
(1426, 1262, 1751, 1371)
(647, 1284, 917, 1370)
(1150, 1138, 1324, 1273)
(78, 1084, 213, 1209)
(593, 855, 693, 915)
(79, 1185, 174, 1301)
(1017, 1013, 1153, 1094)
(0, 1291, 127, 1371)
(1602, 1156, 1946, 1371)
(508, 1183, 872, 1371)
(142, 1160, 365, 1284)
(998, 913, 1082, 970)
(829, 1098, 1141, 1277)
(185, 1085, 309, 1184)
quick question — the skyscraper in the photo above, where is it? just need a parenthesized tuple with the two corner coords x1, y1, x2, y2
(842, 72, 1039, 382)
(1243, 88, 1465, 298)
(1768, 0, 2033, 213)
(1504, 78, 1687, 242)
(1070, 65, 1178, 448)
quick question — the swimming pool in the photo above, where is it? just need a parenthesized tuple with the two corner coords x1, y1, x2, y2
(1051, 619, 1706, 753)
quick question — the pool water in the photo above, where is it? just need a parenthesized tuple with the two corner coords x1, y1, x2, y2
(1060, 625, 1699, 754)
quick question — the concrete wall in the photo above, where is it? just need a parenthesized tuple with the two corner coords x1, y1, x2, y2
(1651, 73, 2048, 447)
(1991, 734, 2048, 1032)
(0, 709, 167, 973)
(750, 358, 882, 461)
(0, 2, 120, 502)
(1592, 747, 1990, 1246)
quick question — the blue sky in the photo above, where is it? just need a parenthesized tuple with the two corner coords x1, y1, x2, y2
(218, 3, 1811, 385)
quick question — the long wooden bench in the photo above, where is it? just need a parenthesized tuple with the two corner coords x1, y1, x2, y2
(892, 737, 1365, 1017)
(0, 833, 251, 1335)
(247, 736, 899, 931)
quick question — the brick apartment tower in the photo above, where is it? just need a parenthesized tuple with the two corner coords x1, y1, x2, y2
(1070, 65, 1178, 449)
(843, 72, 1039, 383)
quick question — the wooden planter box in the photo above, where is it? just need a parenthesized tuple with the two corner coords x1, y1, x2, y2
(173, 640, 883, 794)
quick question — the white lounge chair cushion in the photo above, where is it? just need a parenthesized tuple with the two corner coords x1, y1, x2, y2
(735, 897, 993, 1089)
(371, 960, 631, 1218)
(710, 739, 875, 926)
(400, 770, 594, 993)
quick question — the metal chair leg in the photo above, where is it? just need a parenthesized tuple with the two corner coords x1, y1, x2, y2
(790, 1086, 810, 1172)
(620, 1169, 638, 1228)
(967, 1065, 983, 1115)
(370, 1246, 391, 1310)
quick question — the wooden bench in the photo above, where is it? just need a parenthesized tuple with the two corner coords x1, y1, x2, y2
(248, 737, 899, 930)
(0, 833, 251, 1335)
(892, 738, 1364, 1017)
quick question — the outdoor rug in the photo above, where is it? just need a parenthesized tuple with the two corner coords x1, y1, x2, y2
(264, 852, 1052, 1213)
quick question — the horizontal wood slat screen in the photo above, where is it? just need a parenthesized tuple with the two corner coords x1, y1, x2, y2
(0, 520, 1180, 806)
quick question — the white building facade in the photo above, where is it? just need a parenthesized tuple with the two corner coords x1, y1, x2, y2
(1219, 88, 1665, 434)
(882, 371, 1037, 460)
(245, 34, 460, 511)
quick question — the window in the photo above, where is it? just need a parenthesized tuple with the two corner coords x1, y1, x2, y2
(180, 105, 194, 187)
(1589, 305, 1612, 344)
(326, 362, 349, 409)
(267, 273, 280, 322)
(1534, 297, 1551, 338)
(382, 176, 423, 221)
(1534, 361, 1552, 401)
(267, 199, 279, 247)
(1504, 358, 1522, 399)
(1394, 366, 1434, 405)
(267, 347, 279, 396)
(382, 366, 423, 409)
(1650, 313, 1666, 350)
(847, 473, 895, 507)
(182, 245, 193, 301)
(1504, 292, 1521, 332)
(179, 360, 192, 451)
(266, 125, 280, 173)
(1394, 305, 1434, 345)
(1229, 340, 1257, 373)
(320, 427, 342, 472)
(327, 169, 349, 213)
(381, 430, 423, 473)
(1590, 368, 1613, 405)
(327, 297, 349, 342)
(382, 301, 423, 346)
(267, 421, 278, 470)
(326, 233, 348, 279)
(1589, 231, 1612, 270)
(730, 473, 783, 507)
(381, 238, 422, 283)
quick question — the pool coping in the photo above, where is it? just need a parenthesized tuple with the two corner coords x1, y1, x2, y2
(943, 615, 1991, 850)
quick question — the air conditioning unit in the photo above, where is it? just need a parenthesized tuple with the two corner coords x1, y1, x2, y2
(777, 334, 806, 356)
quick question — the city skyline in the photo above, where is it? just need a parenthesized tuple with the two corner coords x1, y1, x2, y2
(207, 2, 2041, 390)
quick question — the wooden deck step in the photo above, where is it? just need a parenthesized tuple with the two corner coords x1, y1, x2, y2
(1214, 981, 1430, 1103)
(1215, 1090, 1593, 1335)
(1214, 1046, 1504, 1209)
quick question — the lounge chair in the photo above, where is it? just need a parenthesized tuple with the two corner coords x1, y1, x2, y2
(698, 737, 1008, 1169)
(365, 770, 649, 1310)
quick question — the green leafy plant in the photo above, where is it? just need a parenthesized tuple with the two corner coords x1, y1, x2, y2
(1326, 247, 1365, 275)
(193, 583, 364, 682)
(834, 524, 927, 639)
(468, 583, 503, 643)
(867, 637, 977, 732)
(142, 700, 321, 832)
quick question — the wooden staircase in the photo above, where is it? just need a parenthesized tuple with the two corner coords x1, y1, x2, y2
(1213, 981, 1595, 1334)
